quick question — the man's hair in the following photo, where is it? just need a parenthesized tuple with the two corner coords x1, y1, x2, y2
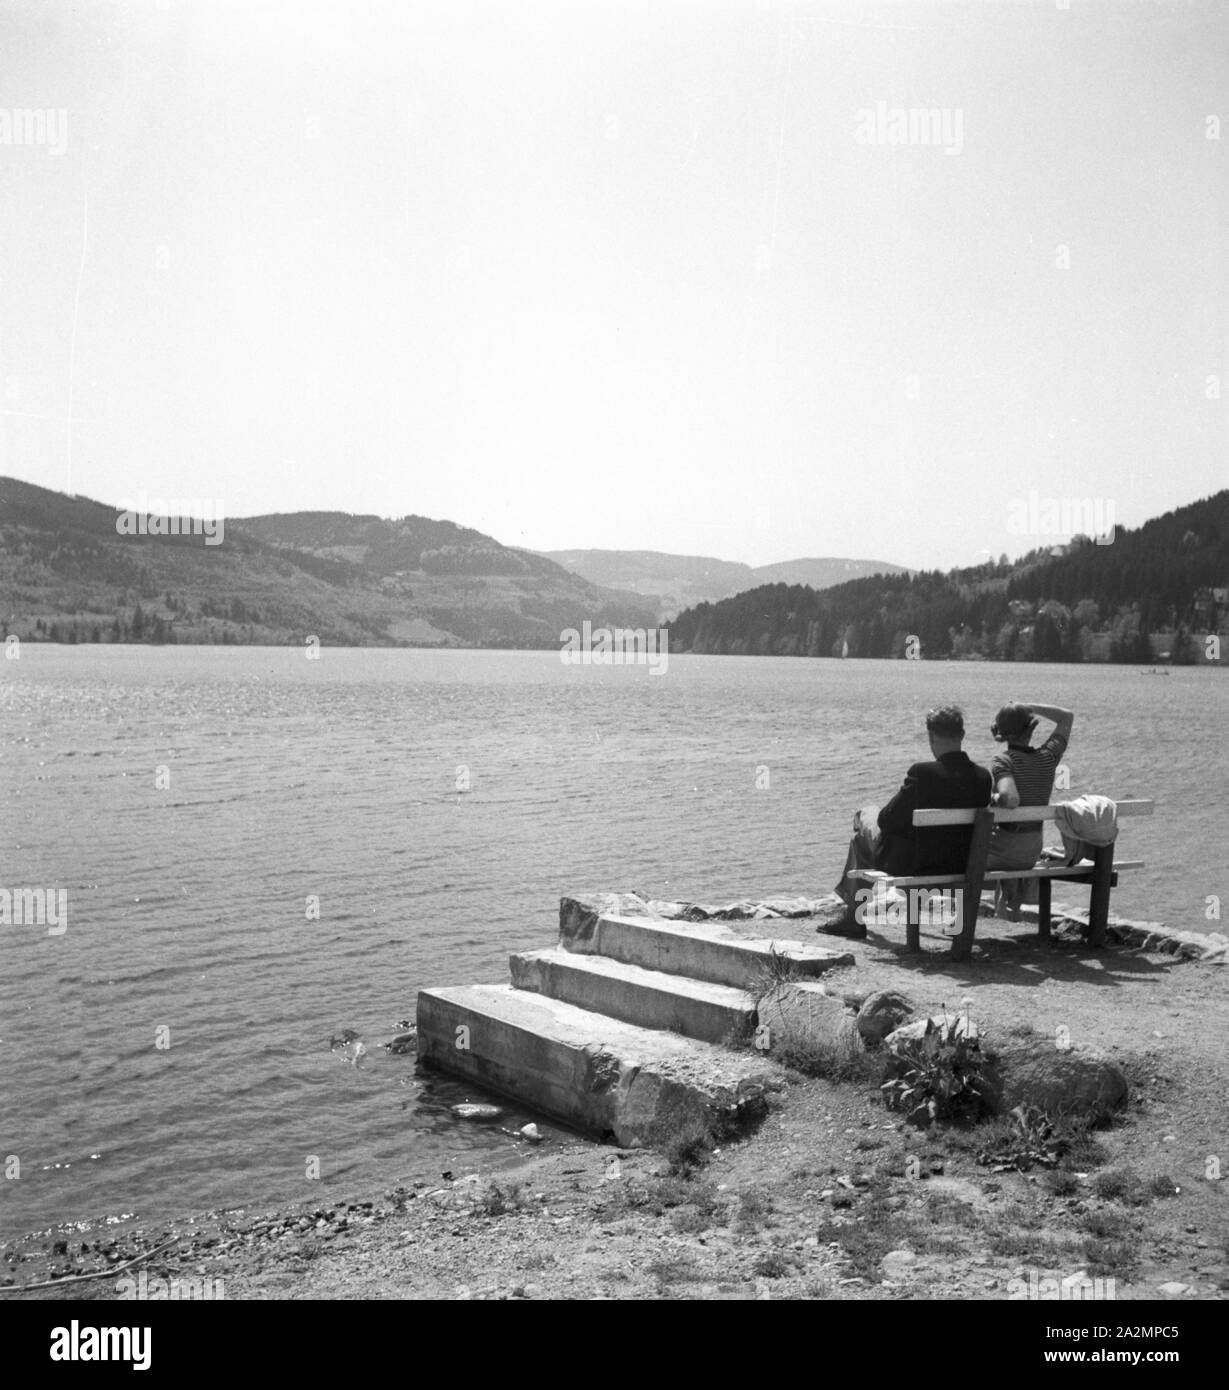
(925, 705, 965, 738)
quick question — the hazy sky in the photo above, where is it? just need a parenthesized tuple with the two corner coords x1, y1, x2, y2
(1, 0, 1226, 570)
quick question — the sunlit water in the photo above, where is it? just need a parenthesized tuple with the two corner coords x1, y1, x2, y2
(1, 646, 1218, 1238)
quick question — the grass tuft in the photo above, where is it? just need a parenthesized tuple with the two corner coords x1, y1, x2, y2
(479, 1181, 524, 1217)
(1091, 1166, 1151, 1206)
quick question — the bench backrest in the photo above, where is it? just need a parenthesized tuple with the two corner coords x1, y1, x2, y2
(913, 798, 1153, 828)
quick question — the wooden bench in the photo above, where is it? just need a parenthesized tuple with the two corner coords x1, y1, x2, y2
(846, 799, 1153, 961)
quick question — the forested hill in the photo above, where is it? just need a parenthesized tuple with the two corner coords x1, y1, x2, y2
(0, 478, 658, 647)
(667, 491, 1229, 662)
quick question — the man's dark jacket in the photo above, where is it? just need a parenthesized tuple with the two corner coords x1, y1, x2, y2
(876, 750, 993, 876)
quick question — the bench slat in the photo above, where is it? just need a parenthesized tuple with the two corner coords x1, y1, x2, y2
(913, 798, 1153, 827)
(847, 860, 1144, 888)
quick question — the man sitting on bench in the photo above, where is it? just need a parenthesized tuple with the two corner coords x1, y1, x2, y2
(828, 705, 992, 938)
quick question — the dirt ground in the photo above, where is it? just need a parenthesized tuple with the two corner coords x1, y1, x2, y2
(4, 911, 1227, 1302)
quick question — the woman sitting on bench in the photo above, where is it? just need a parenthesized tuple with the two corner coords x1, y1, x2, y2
(986, 701, 1074, 918)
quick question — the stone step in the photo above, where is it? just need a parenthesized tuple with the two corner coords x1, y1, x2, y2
(559, 909, 854, 990)
(511, 947, 756, 1045)
(416, 983, 777, 1147)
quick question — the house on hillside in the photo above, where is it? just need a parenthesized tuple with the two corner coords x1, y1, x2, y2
(1193, 586, 1229, 631)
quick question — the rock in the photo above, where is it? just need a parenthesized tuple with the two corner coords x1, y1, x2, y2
(559, 893, 655, 947)
(992, 1038, 1128, 1122)
(1157, 1282, 1192, 1297)
(883, 1019, 1126, 1123)
(385, 1032, 417, 1055)
(757, 896, 826, 918)
(519, 1123, 542, 1143)
(755, 982, 864, 1065)
(881, 1249, 917, 1276)
(856, 990, 916, 1045)
(450, 1103, 503, 1121)
(562, 890, 850, 938)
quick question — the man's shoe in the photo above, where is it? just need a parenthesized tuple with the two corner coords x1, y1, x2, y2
(818, 913, 868, 940)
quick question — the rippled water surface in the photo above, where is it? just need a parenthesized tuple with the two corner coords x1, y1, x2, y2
(1, 647, 1219, 1237)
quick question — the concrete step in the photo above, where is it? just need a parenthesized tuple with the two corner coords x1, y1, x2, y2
(510, 946, 757, 1045)
(559, 910, 854, 990)
(416, 983, 778, 1147)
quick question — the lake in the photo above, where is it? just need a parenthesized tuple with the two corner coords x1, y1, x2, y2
(0, 646, 1218, 1239)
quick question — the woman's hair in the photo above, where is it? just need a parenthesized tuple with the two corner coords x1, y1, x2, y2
(991, 703, 1038, 743)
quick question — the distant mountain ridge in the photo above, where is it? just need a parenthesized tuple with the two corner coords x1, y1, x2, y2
(0, 478, 658, 646)
(539, 549, 909, 619)
(666, 490, 1229, 663)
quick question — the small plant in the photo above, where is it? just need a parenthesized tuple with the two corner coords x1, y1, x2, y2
(1084, 1237, 1138, 1277)
(1042, 1169, 1081, 1198)
(1146, 1173, 1179, 1199)
(665, 1128, 710, 1177)
(977, 1105, 1063, 1171)
(802, 1277, 836, 1299)
(597, 1173, 721, 1221)
(881, 1014, 995, 1126)
(776, 1031, 882, 1083)
(651, 1092, 725, 1175)
(1058, 1121, 1111, 1172)
(752, 1249, 799, 1279)
(751, 944, 806, 997)
(1091, 1166, 1150, 1206)
(1083, 1209, 1130, 1239)
(814, 1207, 919, 1281)
(666, 1179, 724, 1232)
(670, 1205, 711, 1234)
(479, 1181, 524, 1217)
(990, 1230, 1081, 1263)
(734, 1189, 773, 1234)
(647, 1256, 704, 1285)
(923, 1190, 982, 1229)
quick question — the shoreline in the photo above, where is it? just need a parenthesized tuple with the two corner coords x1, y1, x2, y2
(5, 909, 1226, 1301)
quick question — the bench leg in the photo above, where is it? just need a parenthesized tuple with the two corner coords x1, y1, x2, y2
(950, 807, 994, 963)
(1088, 844, 1114, 947)
(950, 885, 975, 962)
(906, 890, 920, 953)
(1038, 877, 1052, 941)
